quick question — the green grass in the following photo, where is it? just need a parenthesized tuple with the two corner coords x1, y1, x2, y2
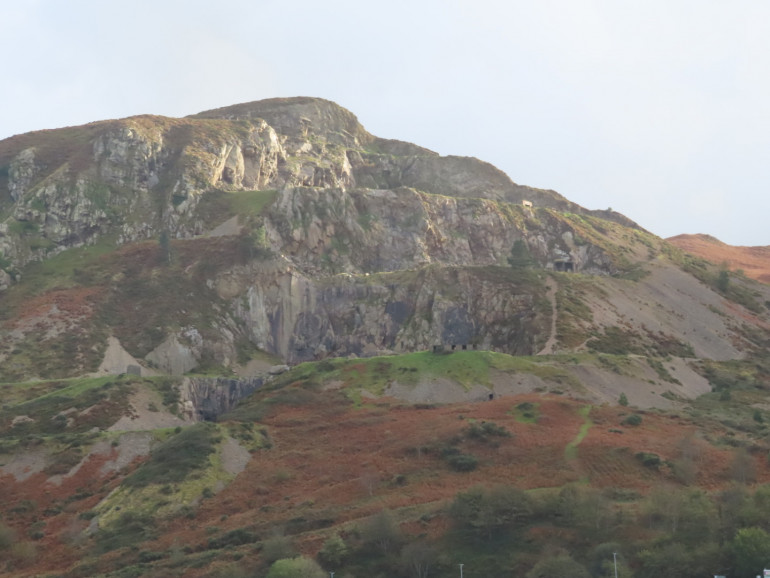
(194, 189, 278, 230)
(229, 189, 278, 215)
(510, 401, 540, 424)
(235, 351, 589, 416)
(0, 377, 136, 436)
(485, 351, 578, 382)
(6, 236, 118, 296)
(123, 423, 220, 488)
(564, 405, 592, 460)
(280, 351, 496, 396)
(12, 375, 118, 404)
(96, 423, 262, 527)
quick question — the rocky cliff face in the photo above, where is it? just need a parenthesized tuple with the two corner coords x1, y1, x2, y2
(181, 376, 265, 421)
(213, 263, 548, 362)
(0, 97, 628, 273)
(0, 97, 767, 381)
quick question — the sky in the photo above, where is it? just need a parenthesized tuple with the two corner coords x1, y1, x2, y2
(1, 0, 768, 246)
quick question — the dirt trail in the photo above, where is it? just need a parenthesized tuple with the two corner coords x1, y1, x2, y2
(537, 276, 558, 355)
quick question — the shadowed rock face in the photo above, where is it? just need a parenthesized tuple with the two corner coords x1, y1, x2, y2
(181, 376, 265, 421)
(227, 265, 547, 363)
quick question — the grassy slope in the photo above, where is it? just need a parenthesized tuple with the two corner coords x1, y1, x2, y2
(1, 349, 770, 576)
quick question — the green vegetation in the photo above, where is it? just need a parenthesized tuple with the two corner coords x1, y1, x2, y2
(717, 268, 730, 292)
(3, 105, 770, 578)
(266, 556, 326, 578)
(565, 405, 592, 460)
(511, 401, 540, 423)
(1, 235, 117, 300)
(508, 238, 537, 269)
(0, 376, 135, 436)
(554, 274, 596, 347)
(622, 413, 643, 426)
(94, 512, 156, 554)
(450, 485, 533, 539)
(227, 351, 586, 418)
(465, 420, 511, 441)
(445, 451, 479, 472)
(194, 188, 278, 230)
(123, 423, 219, 488)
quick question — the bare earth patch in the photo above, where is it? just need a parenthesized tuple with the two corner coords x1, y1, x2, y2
(220, 436, 252, 476)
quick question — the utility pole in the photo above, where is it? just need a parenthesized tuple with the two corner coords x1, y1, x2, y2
(613, 552, 618, 578)
(459, 563, 464, 578)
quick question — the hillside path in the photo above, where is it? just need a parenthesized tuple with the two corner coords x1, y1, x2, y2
(537, 276, 558, 355)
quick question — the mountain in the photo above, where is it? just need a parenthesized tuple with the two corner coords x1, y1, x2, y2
(668, 233, 770, 284)
(1, 98, 770, 577)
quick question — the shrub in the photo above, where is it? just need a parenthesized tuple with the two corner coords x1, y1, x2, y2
(94, 512, 156, 553)
(622, 414, 642, 426)
(207, 528, 258, 549)
(466, 421, 512, 440)
(360, 509, 402, 554)
(266, 556, 326, 578)
(0, 522, 16, 549)
(317, 534, 348, 568)
(636, 452, 661, 468)
(261, 534, 296, 564)
(450, 485, 533, 539)
(527, 553, 590, 578)
(619, 392, 629, 406)
(447, 453, 479, 472)
(123, 423, 218, 487)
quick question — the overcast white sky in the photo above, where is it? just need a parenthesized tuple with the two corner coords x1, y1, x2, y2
(2, 0, 768, 245)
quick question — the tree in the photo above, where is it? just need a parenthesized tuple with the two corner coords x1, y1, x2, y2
(638, 541, 722, 578)
(731, 447, 756, 485)
(643, 485, 685, 534)
(508, 239, 536, 269)
(590, 544, 632, 578)
(637, 542, 690, 578)
(718, 484, 751, 543)
(261, 532, 296, 564)
(400, 541, 438, 578)
(526, 553, 590, 578)
(618, 392, 629, 406)
(0, 523, 15, 550)
(749, 484, 770, 530)
(159, 230, 172, 265)
(318, 534, 349, 568)
(266, 556, 326, 578)
(450, 485, 533, 539)
(239, 225, 272, 261)
(676, 489, 717, 545)
(360, 509, 402, 554)
(732, 527, 770, 578)
(716, 269, 730, 292)
(673, 434, 703, 485)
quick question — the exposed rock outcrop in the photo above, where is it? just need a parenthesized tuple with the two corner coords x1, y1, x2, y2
(1, 97, 766, 383)
(0, 97, 634, 275)
(181, 376, 265, 421)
